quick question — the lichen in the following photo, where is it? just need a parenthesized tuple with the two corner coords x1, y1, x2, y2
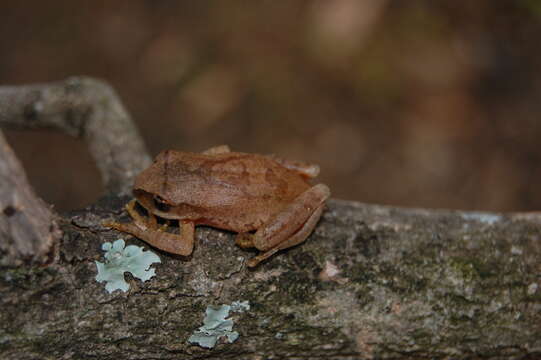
(230, 300, 250, 313)
(188, 301, 249, 348)
(95, 239, 160, 293)
(461, 212, 501, 225)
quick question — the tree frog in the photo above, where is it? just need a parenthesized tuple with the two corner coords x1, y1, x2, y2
(104, 145, 330, 267)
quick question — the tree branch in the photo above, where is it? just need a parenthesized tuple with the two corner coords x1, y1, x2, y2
(0, 198, 540, 359)
(0, 78, 539, 359)
(0, 77, 151, 194)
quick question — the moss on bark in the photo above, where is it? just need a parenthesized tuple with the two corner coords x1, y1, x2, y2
(1, 198, 540, 359)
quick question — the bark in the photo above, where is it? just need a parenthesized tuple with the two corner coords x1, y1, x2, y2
(1, 199, 540, 359)
(1, 78, 540, 360)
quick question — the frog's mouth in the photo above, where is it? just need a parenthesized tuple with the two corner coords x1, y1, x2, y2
(132, 189, 196, 221)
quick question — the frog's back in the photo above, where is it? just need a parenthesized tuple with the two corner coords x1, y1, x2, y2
(169, 151, 310, 203)
(139, 150, 312, 231)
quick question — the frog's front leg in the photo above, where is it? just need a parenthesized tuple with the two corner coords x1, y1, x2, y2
(104, 200, 195, 256)
(236, 183, 330, 267)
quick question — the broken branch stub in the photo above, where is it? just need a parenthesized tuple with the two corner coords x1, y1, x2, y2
(0, 130, 61, 266)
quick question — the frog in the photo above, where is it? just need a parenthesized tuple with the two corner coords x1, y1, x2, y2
(104, 145, 330, 267)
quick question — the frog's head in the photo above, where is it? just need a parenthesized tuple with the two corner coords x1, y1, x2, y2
(132, 171, 174, 219)
(132, 149, 248, 220)
(132, 150, 204, 219)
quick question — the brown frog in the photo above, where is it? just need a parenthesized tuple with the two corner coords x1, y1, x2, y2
(104, 145, 330, 267)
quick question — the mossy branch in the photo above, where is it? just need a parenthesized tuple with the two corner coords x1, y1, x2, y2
(0, 78, 540, 359)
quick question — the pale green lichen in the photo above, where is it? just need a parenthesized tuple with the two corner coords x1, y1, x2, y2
(95, 239, 160, 293)
(230, 300, 250, 313)
(461, 212, 501, 225)
(188, 301, 249, 348)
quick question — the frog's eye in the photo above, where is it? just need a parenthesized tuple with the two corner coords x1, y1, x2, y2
(153, 195, 170, 212)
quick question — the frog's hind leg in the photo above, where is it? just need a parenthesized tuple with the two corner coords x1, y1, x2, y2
(237, 183, 330, 267)
(246, 203, 325, 267)
(202, 145, 231, 155)
(267, 156, 320, 178)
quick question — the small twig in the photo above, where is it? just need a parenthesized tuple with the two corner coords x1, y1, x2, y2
(0, 130, 61, 266)
(0, 76, 151, 194)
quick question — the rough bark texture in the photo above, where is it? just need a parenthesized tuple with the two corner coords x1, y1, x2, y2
(1, 77, 540, 359)
(1, 197, 540, 359)
(0, 77, 151, 194)
(0, 130, 61, 266)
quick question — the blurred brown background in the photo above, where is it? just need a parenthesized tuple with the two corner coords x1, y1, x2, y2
(2, 1, 541, 212)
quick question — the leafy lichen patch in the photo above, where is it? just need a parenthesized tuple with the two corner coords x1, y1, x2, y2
(95, 239, 161, 293)
(188, 300, 250, 349)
